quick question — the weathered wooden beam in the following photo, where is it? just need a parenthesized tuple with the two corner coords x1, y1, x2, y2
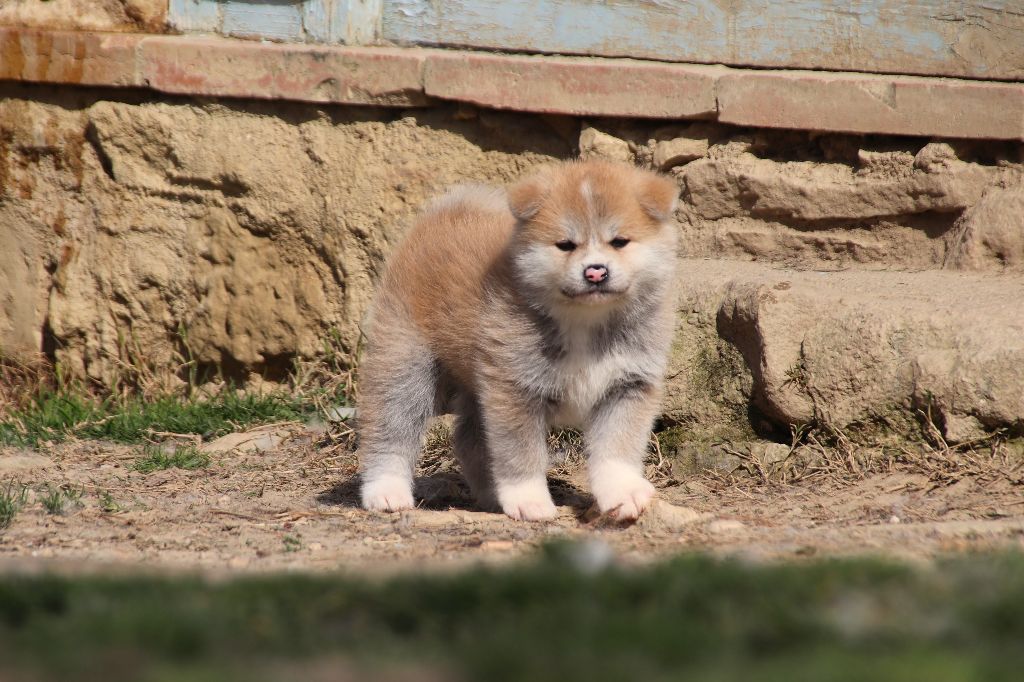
(1, 28, 1022, 139)
(382, 0, 1024, 81)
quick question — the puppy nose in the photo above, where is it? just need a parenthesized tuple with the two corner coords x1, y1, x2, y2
(583, 264, 608, 284)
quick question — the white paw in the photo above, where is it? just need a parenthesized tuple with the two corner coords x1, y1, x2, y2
(361, 475, 415, 512)
(591, 465, 656, 521)
(497, 479, 557, 521)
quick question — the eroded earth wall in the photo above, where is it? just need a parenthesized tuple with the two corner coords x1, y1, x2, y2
(1, 84, 1023, 441)
(0, 0, 166, 33)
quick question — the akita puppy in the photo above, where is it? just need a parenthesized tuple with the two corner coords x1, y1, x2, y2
(359, 160, 679, 521)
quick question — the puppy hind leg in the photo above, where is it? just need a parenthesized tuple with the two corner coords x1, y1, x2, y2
(359, 330, 437, 512)
(452, 393, 498, 511)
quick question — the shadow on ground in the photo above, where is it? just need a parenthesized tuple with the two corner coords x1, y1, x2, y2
(317, 473, 593, 514)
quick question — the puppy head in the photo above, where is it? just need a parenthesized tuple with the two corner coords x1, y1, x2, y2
(508, 160, 678, 312)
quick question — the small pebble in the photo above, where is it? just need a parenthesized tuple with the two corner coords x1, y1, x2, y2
(325, 406, 357, 422)
(637, 499, 702, 531)
(708, 519, 746, 534)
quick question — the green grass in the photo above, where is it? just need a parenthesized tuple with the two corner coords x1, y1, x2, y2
(1, 549, 1024, 682)
(98, 491, 122, 514)
(133, 445, 211, 474)
(24, 484, 84, 517)
(0, 391, 309, 447)
(0, 480, 27, 529)
(39, 485, 65, 515)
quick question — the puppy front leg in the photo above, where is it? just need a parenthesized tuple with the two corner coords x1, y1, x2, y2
(479, 384, 556, 521)
(586, 381, 660, 520)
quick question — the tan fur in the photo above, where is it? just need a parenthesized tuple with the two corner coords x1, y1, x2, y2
(377, 186, 513, 387)
(359, 161, 679, 521)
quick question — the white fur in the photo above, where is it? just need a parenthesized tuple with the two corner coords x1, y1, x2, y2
(496, 477, 558, 521)
(589, 460, 656, 520)
(362, 474, 415, 512)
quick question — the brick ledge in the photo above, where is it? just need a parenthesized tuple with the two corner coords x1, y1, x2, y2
(1, 27, 1021, 140)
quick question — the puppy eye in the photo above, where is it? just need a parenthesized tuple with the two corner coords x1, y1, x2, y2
(555, 240, 577, 252)
(610, 237, 631, 249)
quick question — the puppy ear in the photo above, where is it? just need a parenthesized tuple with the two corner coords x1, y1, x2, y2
(637, 172, 679, 222)
(508, 167, 552, 221)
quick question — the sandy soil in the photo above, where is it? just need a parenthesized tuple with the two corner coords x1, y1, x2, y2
(2, 425, 1023, 576)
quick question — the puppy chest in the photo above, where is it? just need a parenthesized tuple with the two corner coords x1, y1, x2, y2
(546, 354, 631, 427)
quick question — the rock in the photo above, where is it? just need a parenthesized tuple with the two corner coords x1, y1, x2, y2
(578, 125, 632, 162)
(914, 142, 960, 173)
(201, 425, 292, 453)
(679, 153, 1019, 221)
(658, 440, 756, 476)
(856, 149, 914, 175)
(636, 499, 702, 531)
(709, 218, 942, 270)
(325, 406, 357, 422)
(707, 519, 746, 534)
(672, 259, 1024, 437)
(941, 414, 988, 444)
(653, 136, 709, 170)
(944, 186, 1024, 272)
(708, 137, 754, 159)
(911, 349, 1024, 440)
(759, 443, 793, 464)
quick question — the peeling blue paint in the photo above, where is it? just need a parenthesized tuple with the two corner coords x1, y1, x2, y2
(167, 0, 1024, 80)
(381, 0, 1022, 79)
(221, 0, 304, 41)
(168, 0, 381, 44)
(168, 0, 221, 32)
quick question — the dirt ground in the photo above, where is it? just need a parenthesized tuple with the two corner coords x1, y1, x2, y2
(2, 423, 1023, 576)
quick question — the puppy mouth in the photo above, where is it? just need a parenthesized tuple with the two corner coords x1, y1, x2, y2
(560, 287, 627, 303)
